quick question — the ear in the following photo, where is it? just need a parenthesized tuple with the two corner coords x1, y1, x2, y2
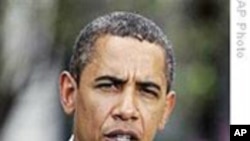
(59, 71, 77, 115)
(158, 91, 176, 131)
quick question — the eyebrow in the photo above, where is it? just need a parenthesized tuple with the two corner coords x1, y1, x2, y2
(94, 75, 161, 92)
(136, 81, 161, 92)
(94, 75, 126, 84)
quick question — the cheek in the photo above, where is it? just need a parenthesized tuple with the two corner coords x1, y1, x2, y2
(74, 90, 114, 140)
(76, 91, 112, 126)
(139, 102, 165, 138)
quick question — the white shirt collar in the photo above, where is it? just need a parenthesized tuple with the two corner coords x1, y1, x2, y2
(69, 135, 74, 141)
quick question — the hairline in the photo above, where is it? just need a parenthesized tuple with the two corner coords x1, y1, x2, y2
(77, 33, 172, 93)
(69, 12, 175, 93)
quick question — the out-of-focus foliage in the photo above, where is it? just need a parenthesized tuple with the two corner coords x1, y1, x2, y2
(0, 0, 229, 141)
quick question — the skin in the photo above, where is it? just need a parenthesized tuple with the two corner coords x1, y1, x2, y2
(59, 35, 176, 141)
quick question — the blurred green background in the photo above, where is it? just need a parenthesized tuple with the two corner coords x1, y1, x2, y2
(0, 0, 229, 141)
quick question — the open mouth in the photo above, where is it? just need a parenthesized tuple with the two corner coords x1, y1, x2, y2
(104, 129, 140, 141)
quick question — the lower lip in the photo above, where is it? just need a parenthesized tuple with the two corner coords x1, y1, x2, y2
(104, 136, 133, 141)
(104, 137, 117, 141)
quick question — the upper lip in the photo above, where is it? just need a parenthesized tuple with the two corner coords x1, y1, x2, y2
(104, 128, 140, 140)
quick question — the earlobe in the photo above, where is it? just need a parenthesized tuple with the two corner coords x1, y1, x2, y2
(158, 91, 176, 131)
(59, 71, 77, 115)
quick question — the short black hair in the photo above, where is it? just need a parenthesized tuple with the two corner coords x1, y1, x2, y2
(69, 11, 175, 92)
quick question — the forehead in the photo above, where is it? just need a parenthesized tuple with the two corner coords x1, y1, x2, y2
(84, 35, 167, 85)
(94, 35, 165, 63)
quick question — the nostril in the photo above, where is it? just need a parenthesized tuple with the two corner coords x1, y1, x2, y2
(131, 116, 138, 121)
(113, 113, 130, 121)
(112, 111, 139, 121)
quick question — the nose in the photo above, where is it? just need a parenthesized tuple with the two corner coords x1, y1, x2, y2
(112, 88, 139, 121)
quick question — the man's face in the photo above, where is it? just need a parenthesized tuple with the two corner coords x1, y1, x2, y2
(60, 35, 175, 141)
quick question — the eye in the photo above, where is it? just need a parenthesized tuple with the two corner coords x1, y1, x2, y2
(140, 87, 159, 98)
(95, 82, 120, 92)
(96, 82, 115, 89)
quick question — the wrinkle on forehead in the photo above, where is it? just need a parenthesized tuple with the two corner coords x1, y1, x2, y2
(86, 35, 167, 90)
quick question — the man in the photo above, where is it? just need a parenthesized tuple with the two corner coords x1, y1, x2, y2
(59, 11, 176, 141)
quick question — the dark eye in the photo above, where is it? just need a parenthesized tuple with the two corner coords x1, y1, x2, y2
(140, 87, 159, 98)
(95, 82, 119, 92)
(94, 76, 125, 93)
(96, 83, 114, 88)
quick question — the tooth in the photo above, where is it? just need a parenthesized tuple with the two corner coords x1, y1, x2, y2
(116, 135, 131, 141)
